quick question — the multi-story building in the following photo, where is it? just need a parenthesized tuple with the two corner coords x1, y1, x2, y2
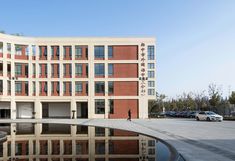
(0, 123, 157, 161)
(0, 33, 156, 119)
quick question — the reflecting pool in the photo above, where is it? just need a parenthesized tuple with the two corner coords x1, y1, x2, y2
(0, 123, 181, 161)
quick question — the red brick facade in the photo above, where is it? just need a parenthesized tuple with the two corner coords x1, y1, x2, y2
(109, 99, 138, 119)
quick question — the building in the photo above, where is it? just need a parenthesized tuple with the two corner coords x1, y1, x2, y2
(0, 123, 157, 161)
(0, 33, 156, 119)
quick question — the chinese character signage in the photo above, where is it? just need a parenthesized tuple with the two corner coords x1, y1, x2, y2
(140, 43, 146, 96)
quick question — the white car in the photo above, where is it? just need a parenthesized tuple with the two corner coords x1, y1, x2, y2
(196, 111, 223, 121)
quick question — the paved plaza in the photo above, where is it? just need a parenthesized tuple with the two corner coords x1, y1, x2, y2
(0, 118, 235, 161)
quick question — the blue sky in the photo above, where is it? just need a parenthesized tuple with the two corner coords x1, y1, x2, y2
(1, 0, 235, 98)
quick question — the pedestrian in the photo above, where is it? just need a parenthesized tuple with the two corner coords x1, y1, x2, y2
(127, 109, 131, 121)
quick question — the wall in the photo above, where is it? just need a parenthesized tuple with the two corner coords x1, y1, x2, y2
(48, 103, 70, 118)
(109, 99, 138, 119)
(16, 102, 34, 118)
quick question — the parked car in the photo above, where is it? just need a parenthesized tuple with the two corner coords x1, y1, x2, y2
(188, 111, 197, 118)
(196, 111, 223, 121)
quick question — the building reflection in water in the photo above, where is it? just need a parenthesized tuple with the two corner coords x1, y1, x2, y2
(0, 123, 161, 161)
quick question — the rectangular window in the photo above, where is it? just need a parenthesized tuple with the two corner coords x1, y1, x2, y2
(75, 64, 83, 76)
(95, 64, 104, 77)
(148, 81, 155, 87)
(15, 82, 22, 93)
(148, 46, 155, 60)
(108, 46, 113, 58)
(95, 82, 105, 94)
(75, 82, 83, 93)
(39, 46, 47, 57)
(15, 45, 22, 55)
(63, 82, 66, 94)
(95, 99, 105, 114)
(148, 89, 155, 96)
(0, 42, 2, 53)
(51, 46, 59, 58)
(109, 99, 114, 114)
(108, 82, 113, 94)
(148, 63, 155, 69)
(95, 127, 105, 136)
(7, 80, 11, 94)
(75, 46, 82, 58)
(15, 64, 22, 76)
(94, 46, 104, 59)
(148, 140, 155, 147)
(148, 71, 155, 78)
(7, 43, 11, 53)
(32, 64, 36, 76)
(108, 64, 113, 76)
(33, 82, 36, 94)
(95, 141, 105, 154)
(63, 46, 72, 58)
(0, 80, 3, 93)
(63, 64, 66, 76)
(32, 45, 36, 56)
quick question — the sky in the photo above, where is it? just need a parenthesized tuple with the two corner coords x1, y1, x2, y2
(1, 0, 235, 98)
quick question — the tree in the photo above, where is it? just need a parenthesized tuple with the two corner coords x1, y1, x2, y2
(229, 91, 235, 105)
(208, 83, 222, 111)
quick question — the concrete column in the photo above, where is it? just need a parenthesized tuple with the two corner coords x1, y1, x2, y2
(10, 100, 16, 119)
(70, 99, 76, 119)
(35, 100, 42, 119)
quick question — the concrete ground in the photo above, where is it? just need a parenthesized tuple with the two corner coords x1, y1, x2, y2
(0, 118, 235, 161)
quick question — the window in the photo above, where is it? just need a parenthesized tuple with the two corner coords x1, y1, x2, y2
(148, 148, 155, 155)
(148, 140, 155, 147)
(0, 80, 3, 93)
(108, 64, 113, 76)
(7, 80, 11, 94)
(95, 127, 105, 136)
(148, 89, 155, 96)
(148, 81, 155, 87)
(15, 64, 22, 76)
(148, 63, 155, 69)
(94, 46, 104, 58)
(148, 46, 155, 60)
(108, 46, 113, 58)
(95, 99, 105, 114)
(63, 46, 72, 58)
(15, 45, 22, 55)
(15, 82, 22, 93)
(75, 46, 82, 58)
(75, 64, 83, 76)
(95, 64, 104, 77)
(108, 82, 113, 94)
(33, 82, 36, 94)
(39, 46, 47, 57)
(95, 82, 105, 94)
(109, 99, 114, 114)
(7, 43, 11, 53)
(32, 45, 36, 56)
(148, 71, 155, 78)
(95, 141, 105, 154)
(32, 64, 36, 76)
(51, 46, 59, 58)
(75, 82, 83, 93)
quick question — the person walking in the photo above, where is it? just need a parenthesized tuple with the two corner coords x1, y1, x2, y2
(127, 109, 131, 121)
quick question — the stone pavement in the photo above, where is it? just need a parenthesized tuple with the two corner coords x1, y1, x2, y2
(0, 118, 235, 161)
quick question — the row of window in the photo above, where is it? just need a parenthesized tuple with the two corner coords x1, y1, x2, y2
(0, 80, 155, 96)
(0, 42, 155, 60)
(8, 63, 141, 78)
